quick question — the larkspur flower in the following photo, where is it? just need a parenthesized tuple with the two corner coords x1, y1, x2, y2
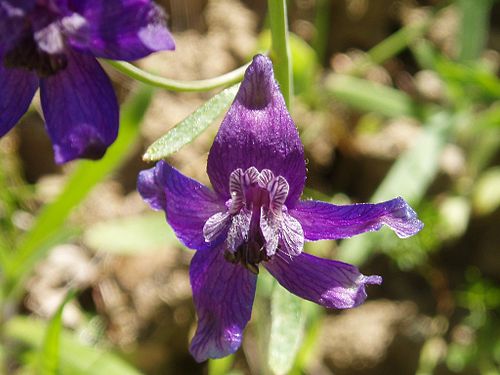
(0, 0, 174, 163)
(138, 54, 424, 362)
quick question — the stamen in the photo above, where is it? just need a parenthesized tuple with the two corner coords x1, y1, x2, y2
(217, 167, 303, 268)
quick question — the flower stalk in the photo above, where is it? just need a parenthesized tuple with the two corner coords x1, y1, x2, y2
(267, 0, 293, 108)
(105, 60, 250, 92)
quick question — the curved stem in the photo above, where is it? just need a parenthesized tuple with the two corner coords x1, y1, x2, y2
(104, 60, 250, 92)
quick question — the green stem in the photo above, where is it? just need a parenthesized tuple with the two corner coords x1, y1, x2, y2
(105, 60, 249, 92)
(267, 0, 293, 108)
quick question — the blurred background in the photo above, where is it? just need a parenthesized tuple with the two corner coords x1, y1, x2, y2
(1, 0, 499, 374)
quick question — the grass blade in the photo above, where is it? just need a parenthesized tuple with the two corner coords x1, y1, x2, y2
(39, 289, 77, 375)
(6, 317, 142, 375)
(325, 74, 426, 119)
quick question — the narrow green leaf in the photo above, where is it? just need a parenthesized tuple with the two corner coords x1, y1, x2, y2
(458, 0, 494, 62)
(268, 283, 305, 375)
(83, 212, 177, 255)
(6, 85, 154, 299)
(6, 317, 142, 375)
(337, 111, 454, 265)
(312, 0, 331, 63)
(366, 19, 431, 66)
(325, 74, 426, 119)
(143, 84, 239, 161)
(40, 289, 77, 375)
(289, 305, 322, 375)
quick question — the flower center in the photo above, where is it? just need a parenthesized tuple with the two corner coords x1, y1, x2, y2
(3, 32, 67, 76)
(3, 4, 67, 77)
(204, 167, 304, 274)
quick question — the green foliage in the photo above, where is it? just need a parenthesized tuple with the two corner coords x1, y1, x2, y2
(268, 283, 305, 375)
(143, 84, 239, 161)
(446, 269, 500, 373)
(39, 289, 76, 375)
(5, 317, 142, 375)
(338, 112, 453, 266)
(2, 85, 154, 302)
(325, 74, 427, 119)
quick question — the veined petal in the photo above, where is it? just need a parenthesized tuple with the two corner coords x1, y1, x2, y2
(190, 245, 257, 362)
(279, 212, 304, 256)
(137, 161, 226, 251)
(203, 211, 231, 243)
(264, 252, 382, 309)
(226, 209, 251, 253)
(260, 208, 280, 256)
(0, 65, 38, 137)
(39, 50, 118, 163)
(207, 54, 306, 207)
(66, 0, 175, 61)
(290, 197, 424, 241)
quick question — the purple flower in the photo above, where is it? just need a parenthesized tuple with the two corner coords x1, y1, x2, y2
(138, 55, 423, 362)
(0, 0, 174, 163)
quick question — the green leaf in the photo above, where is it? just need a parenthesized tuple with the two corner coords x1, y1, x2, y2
(83, 212, 177, 255)
(366, 18, 431, 67)
(337, 111, 454, 266)
(6, 317, 142, 375)
(6, 85, 154, 300)
(268, 283, 305, 375)
(39, 289, 77, 375)
(325, 74, 426, 119)
(457, 0, 494, 62)
(143, 84, 239, 161)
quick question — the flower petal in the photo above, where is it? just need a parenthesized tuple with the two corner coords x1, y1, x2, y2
(137, 161, 226, 251)
(0, 65, 38, 137)
(65, 0, 175, 61)
(264, 252, 382, 309)
(189, 245, 257, 362)
(137, 163, 167, 211)
(207, 54, 306, 207)
(0, 1, 31, 53)
(290, 197, 424, 241)
(39, 50, 118, 163)
(203, 211, 231, 242)
(260, 208, 280, 256)
(226, 209, 251, 253)
(280, 212, 304, 256)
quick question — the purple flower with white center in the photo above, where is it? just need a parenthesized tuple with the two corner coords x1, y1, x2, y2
(137, 54, 424, 362)
(0, 0, 175, 163)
